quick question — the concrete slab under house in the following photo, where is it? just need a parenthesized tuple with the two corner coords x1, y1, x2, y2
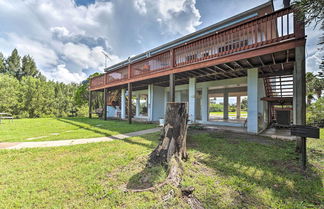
(89, 1, 306, 136)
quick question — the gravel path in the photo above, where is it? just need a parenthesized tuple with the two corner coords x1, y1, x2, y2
(0, 127, 161, 150)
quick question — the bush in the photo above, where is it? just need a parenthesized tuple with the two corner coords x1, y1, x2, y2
(77, 104, 89, 117)
(307, 97, 324, 127)
(209, 103, 223, 112)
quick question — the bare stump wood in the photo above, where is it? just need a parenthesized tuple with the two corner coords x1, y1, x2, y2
(148, 102, 189, 166)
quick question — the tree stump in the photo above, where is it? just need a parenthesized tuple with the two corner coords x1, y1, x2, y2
(148, 102, 189, 166)
(126, 102, 190, 194)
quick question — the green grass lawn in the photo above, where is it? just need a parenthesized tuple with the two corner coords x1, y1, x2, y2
(0, 117, 156, 142)
(210, 111, 247, 117)
(0, 129, 322, 208)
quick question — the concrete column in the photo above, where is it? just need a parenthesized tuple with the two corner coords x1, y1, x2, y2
(135, 94, 140, 117)
(201, 85, 208, 123)
(223, 91, 229, 120)
(189, 77, 196, 123)
(175, 91, 181, 102)
(247, 68, 259, 133)
(148, 84, 153, 121)
(236, 96, 241, 119)
(148, 84, 164, 121)
(121, 88, 126, 119)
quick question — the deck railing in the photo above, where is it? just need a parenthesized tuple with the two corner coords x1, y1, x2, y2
(131, 51, 171, 78)
(90, 7, 302, 90)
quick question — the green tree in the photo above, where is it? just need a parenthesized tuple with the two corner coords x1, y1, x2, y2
(0, 52, 6, 73)
(306, 72, 324, 103)
(294, 0, 324, 79)
(0, 74, 21, 116)
(293, 0, 324, 26)
(21, 55, 40, 79)
(74, 72, 104, 115)
(307, 97, 324, 127)
(241, 97, 248, 111)
(6, 49, 21, 78)
(20, 76, 55, 118)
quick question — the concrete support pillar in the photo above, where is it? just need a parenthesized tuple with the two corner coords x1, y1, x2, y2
(148, 84, 153, 121)
(135, 94, 140, 117)
(236, 96, 241, 119)
(247, 68, 259, 133)
(189, 77, 196, 123)
(148, 84, 164, 121)
(175, 91, 181, 102)
(223, 91, 229, 120)
(121, 88, 126, 119)
(89, 91, 92, 118)
(293, 46, 306, 152)
(201, 86, 208, 123)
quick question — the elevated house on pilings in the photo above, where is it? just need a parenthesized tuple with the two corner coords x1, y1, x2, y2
(89, 1, 306, 134)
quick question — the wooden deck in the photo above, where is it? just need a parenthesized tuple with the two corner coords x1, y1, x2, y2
(90, 7, 305, 91)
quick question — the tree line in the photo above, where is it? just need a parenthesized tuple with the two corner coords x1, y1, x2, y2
(0, 49, 91, 118)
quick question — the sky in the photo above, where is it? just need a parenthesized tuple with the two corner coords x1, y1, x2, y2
(0, 0, 322, 84)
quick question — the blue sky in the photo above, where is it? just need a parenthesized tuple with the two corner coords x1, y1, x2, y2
(0, 0, 322, 83)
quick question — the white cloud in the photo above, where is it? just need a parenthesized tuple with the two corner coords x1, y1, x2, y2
(0, 0, 201, 83)
(44, 64, 87, 84)
(305, 22, 323, 73)
(306, 47, 323, 74)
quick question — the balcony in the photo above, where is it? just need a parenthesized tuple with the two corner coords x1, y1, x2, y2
(90, 7, 304, 91)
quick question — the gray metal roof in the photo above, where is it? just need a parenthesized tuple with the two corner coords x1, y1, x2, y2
(105, 1, 273, 72)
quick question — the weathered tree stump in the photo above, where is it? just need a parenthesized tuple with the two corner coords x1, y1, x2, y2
(126, 103, 203, 208)
(127, 102, 189, 192)
(148, 102, 189, 166)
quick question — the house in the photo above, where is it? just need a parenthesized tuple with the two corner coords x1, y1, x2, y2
(89, 1, 306, 134)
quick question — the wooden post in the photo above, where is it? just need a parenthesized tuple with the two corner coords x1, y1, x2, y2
(301, 137, 306, 170)
(103, 88, 108, 120)
(236, 96, 241, 119)
(170, 73, 175, 102)
(128, 82, 132, 124)
(89, 90, 92, 118)
(293, 46, 306, 153)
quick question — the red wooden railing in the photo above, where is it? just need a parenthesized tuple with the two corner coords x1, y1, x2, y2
(106, 66, 128, 83)
(131, 51, 171, 78)
(174, 8, 295, 67)
(90, 75, 105, 89)
(90, 7, 302, 90)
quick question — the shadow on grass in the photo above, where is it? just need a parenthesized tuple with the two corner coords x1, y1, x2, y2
(126, 165, 167, 190)
(186, 130, 323, 207)
(121, 128, 322, 207)
(57, 118, 119, 137)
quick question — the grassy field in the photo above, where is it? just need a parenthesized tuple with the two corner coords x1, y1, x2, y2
(0, 129, 322, 208)
(0, 117, 156, 142)
(210, 111, 247, 118)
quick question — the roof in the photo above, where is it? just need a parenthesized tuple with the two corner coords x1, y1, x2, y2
(105, 1, 274, 72)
